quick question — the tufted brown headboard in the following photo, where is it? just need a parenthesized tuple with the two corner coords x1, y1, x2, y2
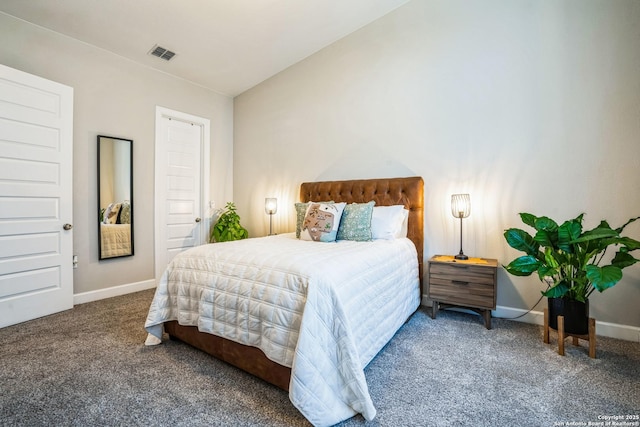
(300, 176, 424, 292)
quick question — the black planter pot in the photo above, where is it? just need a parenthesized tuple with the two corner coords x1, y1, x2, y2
(548, 297, 590, 335)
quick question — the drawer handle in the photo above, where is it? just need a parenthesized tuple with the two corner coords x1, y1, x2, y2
(452, 280, 469, 286)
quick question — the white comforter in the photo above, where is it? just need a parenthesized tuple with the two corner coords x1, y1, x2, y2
(100, 223, 131, 258)
(145, 233, 419, 426)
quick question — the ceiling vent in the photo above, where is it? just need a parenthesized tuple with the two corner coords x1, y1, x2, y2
(148, 45, 176, 61)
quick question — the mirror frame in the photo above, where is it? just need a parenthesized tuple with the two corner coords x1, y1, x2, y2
(97, 135, 134, 260)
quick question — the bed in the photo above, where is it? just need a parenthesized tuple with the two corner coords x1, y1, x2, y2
(100, 223, 131, 258)
(144, 176, 424, 426)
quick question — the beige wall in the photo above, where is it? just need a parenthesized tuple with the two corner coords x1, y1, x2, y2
(0, 13, 234, 295)
(234, 0, 640, 328)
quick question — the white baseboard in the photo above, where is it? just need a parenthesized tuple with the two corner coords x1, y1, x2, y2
(491, 305, 544, 325)
(74, 279, 156, 305)
(421, 296, 640, 342)
(493, 305, 640, 342)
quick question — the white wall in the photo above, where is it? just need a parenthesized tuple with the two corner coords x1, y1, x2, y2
(234, 0, 640, 329)
(0, 13, 234, 296)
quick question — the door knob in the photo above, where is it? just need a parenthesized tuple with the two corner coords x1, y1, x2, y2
(195, 217, 201, 223)
(63, 223, 73, 230)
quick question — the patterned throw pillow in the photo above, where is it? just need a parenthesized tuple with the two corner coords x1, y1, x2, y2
(336, 201, 375, 241)
(295, 201, 333, 238)
(103, 202, 121, 224)
(300, 202, 346, 242)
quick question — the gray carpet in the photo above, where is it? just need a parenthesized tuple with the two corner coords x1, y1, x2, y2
(0, 289, 638, 427)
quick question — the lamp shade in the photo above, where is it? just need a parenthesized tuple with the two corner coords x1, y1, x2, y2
(451, 194, 470, 219)
(265, 198, 277, 215)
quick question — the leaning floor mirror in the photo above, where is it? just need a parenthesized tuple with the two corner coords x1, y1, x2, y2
(98, 135, 134, 260)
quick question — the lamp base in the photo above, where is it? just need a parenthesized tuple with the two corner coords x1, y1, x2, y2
(455, 254, 469, 260)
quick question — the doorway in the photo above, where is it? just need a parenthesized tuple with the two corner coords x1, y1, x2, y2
(154, 107, 210, 282)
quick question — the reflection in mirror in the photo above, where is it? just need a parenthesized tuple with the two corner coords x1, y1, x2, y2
(98, 135, 133, 260)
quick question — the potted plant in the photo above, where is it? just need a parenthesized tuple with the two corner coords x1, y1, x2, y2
(503, 213, 640, 334)
(210, 202, 249, 243)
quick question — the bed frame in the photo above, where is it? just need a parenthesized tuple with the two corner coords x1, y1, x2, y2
(165, 176, 424, 391)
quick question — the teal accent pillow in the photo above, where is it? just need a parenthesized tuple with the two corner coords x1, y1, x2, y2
(337, 201, 376, 241)
(295, 201, 333, 238)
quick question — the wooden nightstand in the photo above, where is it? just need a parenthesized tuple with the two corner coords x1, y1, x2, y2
(427, 255, 498, 329)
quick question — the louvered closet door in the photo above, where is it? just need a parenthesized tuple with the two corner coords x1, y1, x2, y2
(0, 64, 74, 328)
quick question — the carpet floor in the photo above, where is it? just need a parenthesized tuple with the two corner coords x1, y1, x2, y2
(0, 289, 638, 426)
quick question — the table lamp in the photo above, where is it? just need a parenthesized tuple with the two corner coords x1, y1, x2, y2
(265, 198, 277, 235)
(451, 194, 470, 260)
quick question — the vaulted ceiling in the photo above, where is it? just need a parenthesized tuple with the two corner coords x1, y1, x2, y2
(1, 0, 410, 97)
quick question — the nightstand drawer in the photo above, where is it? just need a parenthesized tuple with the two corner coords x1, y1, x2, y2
(429, 263, 495, 285)
(429, 277, 495, 309)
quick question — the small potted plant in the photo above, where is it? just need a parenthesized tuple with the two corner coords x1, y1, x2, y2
(503, 213, 640, 334)
(210, 202, 249, 243)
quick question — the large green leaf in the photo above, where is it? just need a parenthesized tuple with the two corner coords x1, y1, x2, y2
(611, 252, 639, 269)
(519, 213, 537, 228)
(572, 226, 618, 243)
(504, 255, 539, 276)
(534, 229, 555, 247)
(575, 228, 620, 258)
(557, 220, 582, 252)
(543, 280, 570, 298)
(504, 228, 539, 255)
(617, 236, 640, 251)
(534, 216, 558, 232)
(537, 265, 558, 281)
(586, 265, 623, 292)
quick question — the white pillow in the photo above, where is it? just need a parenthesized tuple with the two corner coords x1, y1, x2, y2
(371, 205, 408, 240)
(398, 208, 409, 238)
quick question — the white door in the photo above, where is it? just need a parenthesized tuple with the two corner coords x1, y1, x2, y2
(154, 107, 210, 282)
(0, 64, 74, 328)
